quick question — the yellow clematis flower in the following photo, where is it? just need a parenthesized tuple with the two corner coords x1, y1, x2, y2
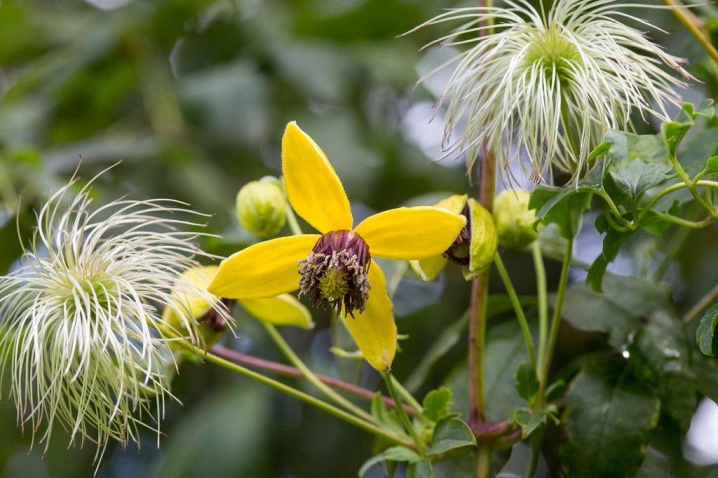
(208, 122, 466, 372)
(164, 265, 313, 350)
(411, 194, 498, 282)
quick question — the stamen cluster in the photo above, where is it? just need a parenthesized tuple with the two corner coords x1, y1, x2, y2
(298, 231, 371, 316)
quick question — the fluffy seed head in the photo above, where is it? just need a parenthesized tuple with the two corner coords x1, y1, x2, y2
(0, 175, 230, 462)
(411, 0, 690, 182)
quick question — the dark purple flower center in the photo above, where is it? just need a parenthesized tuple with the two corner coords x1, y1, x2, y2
(443, 203, 471, 265)
(298, 230, 371, 316)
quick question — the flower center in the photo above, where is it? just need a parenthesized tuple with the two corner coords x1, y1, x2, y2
(443, 203, 471, 266)
(298, 230, 371, 316)
(524, 24, 582, 84)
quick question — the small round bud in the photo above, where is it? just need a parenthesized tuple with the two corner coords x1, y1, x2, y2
(236, 177, 287, 238)
(493, 190, 539, 250)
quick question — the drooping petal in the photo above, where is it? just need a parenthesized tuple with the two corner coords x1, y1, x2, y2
(208, 235, 320, 299)
(343, 261, 396, 372)
(240, 294, 314, 329)
(282, 122, 352, 232)
(354, 207, 466, 261)
(410, 255, 449, 282)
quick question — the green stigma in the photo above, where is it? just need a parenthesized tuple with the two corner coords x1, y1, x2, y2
(318, 268, 350, 301)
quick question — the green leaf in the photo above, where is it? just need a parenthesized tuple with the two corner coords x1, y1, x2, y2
(421, 387, 453, 423)
(698, 156, 718, 177)
(563, 275, 671, 348)
(496, 442, 540, 478)
(530, 188, 592, 240)
(604, 130, 667, 166)
(371, 392, 405, 436)
(662, 121, 692, 157)
(697, 303, 718, 356)
(608, 160, 672, 200)
(631, 309, 696, 433)
(585, 229, 637, 292)
(692, 350, 718, 403)
(359, 446, 421, 477)
(427, 417, 476, 456)
(560, 358, 660, 478)
(515, 361, 539, 404)
(408, 460, 435, 478)
(512, 408, 555, 438)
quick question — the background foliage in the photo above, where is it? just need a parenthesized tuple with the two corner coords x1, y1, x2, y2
(1, 0, 718, 477)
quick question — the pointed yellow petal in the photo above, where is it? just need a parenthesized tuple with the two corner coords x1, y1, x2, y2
(208, 235, 320, 299)
(240, 295, 314, 329)
(434, 194, 468, 214)
(343, 261, 396, 372)
(354, 207, 466, 261)
(282, 122, 353, 232)
(410, 255, 449, 281)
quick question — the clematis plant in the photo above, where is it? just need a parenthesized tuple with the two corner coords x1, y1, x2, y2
(209, 122, 466, 371)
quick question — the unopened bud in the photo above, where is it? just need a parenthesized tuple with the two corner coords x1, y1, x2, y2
(493, 190, 538, 250)
(162, 265, 231, 351)
(465, 198, 498, 278)
(236, 177, 287, 238)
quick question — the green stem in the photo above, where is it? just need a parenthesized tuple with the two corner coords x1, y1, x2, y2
(683, 282, 718, 324)
(652, 212, 712, 229)
(532, 241, 548, 377)
(538, 239, 573, 406)
(662, 0, 718, 65)
(384, 372, 425, 453)
(641, 180, 718, 218)
(595, 190, 632, 228)
(285, 205, 303, 235)
(262, 322, 375, 422)
(668, 154, 716, 219)
(390, 375, 424, 416)
(178, 341, 415, 449)
(494, 253, 536, 369)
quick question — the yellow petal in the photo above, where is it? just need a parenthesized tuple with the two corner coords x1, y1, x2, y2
(410, 255, 448, 281)
(208, 235, 320, 299)
(434, 194, 468, 214)
(282, 122, 353, 232)
(354, 207, 466, 261)
(240, 294, 314, 329)
(162, 265, 218, 328)
(343, 261, 396, 372)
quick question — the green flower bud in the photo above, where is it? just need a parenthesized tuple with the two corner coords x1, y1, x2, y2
(464, 198, 498, 279)
(493, 190, 539, 250)
(236, 177, 287, 238)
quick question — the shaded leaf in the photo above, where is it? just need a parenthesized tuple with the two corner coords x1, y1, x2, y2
(560, 358, 660, 478)
(530, 188, 592, 240)
(359, 446, 421, 477)
(515, 361, 539, 404)
(427, 417, 476, 456)
(608, 160, 672, 200)
(697, 303, 718, 357)
(422, 387, 453, 423)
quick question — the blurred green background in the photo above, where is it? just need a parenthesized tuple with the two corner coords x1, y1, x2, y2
(2, 0, 718, 477)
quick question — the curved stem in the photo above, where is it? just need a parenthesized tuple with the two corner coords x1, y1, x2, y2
(285, 205, 303, 235)
(178, 341, 416, 449)
(683, 282, 718, 324)
(641, 180, 718, 219)
(494, 253, 536, 369)
(532, 241, 548, 377)
(390, 375, 424, 416)
(211, 345, 418, 416)
(538, 239, 573, 406)
(262, 322, 375, 422)
(384, 372, 425, 453)
(662, 0, 718, 65)
(669, 154, 716, 219)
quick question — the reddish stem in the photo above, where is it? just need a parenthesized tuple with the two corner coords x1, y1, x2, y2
(211, 345, 417, 416)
